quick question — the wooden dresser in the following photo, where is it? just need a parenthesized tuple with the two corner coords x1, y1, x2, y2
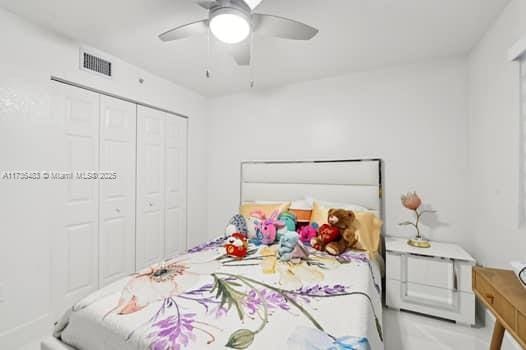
(472, 267, 526, 350)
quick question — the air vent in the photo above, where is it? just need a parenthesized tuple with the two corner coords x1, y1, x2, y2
(80, 50, 112, 78)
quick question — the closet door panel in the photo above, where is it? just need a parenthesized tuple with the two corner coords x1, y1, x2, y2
(164, 116, 188, 258)
(51, 83, 99, 317)
(137, 106, 165, 270)
(99, 96, 137, 286)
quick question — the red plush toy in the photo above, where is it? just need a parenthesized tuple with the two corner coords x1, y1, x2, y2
(310, 224, 341, 251)
(225, 233, 249, 259)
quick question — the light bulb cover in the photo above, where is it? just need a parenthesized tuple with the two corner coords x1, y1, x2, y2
(209, 7, 251, 44)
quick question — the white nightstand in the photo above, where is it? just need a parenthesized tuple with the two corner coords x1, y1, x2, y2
(385, 236, 476, 325)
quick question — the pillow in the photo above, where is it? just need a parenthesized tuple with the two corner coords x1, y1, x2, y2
(291, 209, 312, 223)
(240, 202, 291, 240)
(290, 199, 311, 210)
(239, 202, 291, 218)
(309, 201, 368, 227)
(247, 200, 309, 209)
(244, 200, 312, 223)
(306, 197, 369, 212)
(353, 211, 383, 258)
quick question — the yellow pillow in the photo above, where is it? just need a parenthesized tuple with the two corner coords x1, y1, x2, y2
(240, 202, 291, 219)
(309, 201, 330, 227)
(354, 212, 383, 258)
(310, 201, 382, 257)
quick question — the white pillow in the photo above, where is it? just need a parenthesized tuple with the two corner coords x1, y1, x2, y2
(244, 200, 312, 210)
(305, 196, 369, 212)
(290, 199, 312, 210)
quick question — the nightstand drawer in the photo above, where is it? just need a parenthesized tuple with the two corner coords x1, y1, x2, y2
(387, 279, 475, 325)
(474, 273, 515, 328)
(406, 255, 454, 289)
(403, 282, 456, 308)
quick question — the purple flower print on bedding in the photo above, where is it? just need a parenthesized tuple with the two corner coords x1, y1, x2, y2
(176, 283, 219, 313)
(179, 280, 353, 317)
(244, 289, 291, 315)
(143, 273, 381, 349)
(296, 284, 349, 296)
(336, 251, 369, 264)
(149, 312, 196, 350)
(148, 299, 217, 350)
(187, 237, 226, 254)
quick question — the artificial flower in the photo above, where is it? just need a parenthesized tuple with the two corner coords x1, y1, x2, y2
(400, 191, 421, 210)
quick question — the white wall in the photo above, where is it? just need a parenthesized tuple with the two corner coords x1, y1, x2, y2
(467, 0, 526, 268)
(207, 58, 470, 250)
(0, 8, 208, 348)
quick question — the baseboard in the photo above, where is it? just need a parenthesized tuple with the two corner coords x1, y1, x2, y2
(0, 313, 53, 349)
(484, 309, 522, 350)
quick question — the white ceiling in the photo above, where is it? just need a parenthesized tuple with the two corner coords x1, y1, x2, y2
(0, 0, 510, 97)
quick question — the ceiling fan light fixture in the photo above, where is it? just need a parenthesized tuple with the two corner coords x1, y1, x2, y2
(209, 8, 250, 44)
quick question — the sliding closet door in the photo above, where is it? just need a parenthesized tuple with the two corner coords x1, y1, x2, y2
(51, 83, 99, 316)
(136, 106, 165, 270)
(99, 96, 136, 286)
(164, 116, 188, 258)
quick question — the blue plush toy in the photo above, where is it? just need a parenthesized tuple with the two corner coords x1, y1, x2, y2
(279, 231, 300, 261)
(277, 212, 297, 241)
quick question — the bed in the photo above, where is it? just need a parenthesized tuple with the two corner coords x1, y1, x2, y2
(42, 159, 385, 350)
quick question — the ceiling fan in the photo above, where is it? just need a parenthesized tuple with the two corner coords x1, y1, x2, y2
(158, 0, 319, 66)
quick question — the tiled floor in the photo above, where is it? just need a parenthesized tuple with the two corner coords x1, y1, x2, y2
(19, 308, 521, 350)
(383, 308, 519, 350)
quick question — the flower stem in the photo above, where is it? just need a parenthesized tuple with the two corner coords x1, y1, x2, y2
(214, 272, 324, 333)
(414, 209, 421, 238)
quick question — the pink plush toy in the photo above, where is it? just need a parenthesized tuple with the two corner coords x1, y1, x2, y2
(257, 210, 285, 245)
(298, 224, 318, 244)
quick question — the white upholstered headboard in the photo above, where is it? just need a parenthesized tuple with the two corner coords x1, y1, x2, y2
(240, 159, 383, 219)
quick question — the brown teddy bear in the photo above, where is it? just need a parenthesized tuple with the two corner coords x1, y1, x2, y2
(324, 209, 358, 256)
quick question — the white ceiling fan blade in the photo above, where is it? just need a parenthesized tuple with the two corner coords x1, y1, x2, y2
(252, 14, 318, 40)
(228, 40, 251, 66)
(159, 20, 209, 42)
(244, 0, 264, 10)
(196, 0, 216, 10)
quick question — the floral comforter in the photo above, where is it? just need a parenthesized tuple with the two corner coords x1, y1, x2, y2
(54, 238, 384, 350)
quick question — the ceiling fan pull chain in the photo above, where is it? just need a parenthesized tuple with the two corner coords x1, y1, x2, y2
(249, 30, 255, 88)
(206, 25, 212, 79)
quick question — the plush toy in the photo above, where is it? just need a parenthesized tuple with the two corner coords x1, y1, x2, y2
(324, 209, 358, 256)
(278, 231, 298, 261)
(257, 210, 285, 245)
(247, 210, 266, 245)
(225, 214, 248, 237)
(278, 231, 308, 262)
(310, 224, 341, 251)
(277, 212, 297, 240)
(224, 233, 249, 259)
(298, 223, 319, 244)
(280, 212, 297, 231)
